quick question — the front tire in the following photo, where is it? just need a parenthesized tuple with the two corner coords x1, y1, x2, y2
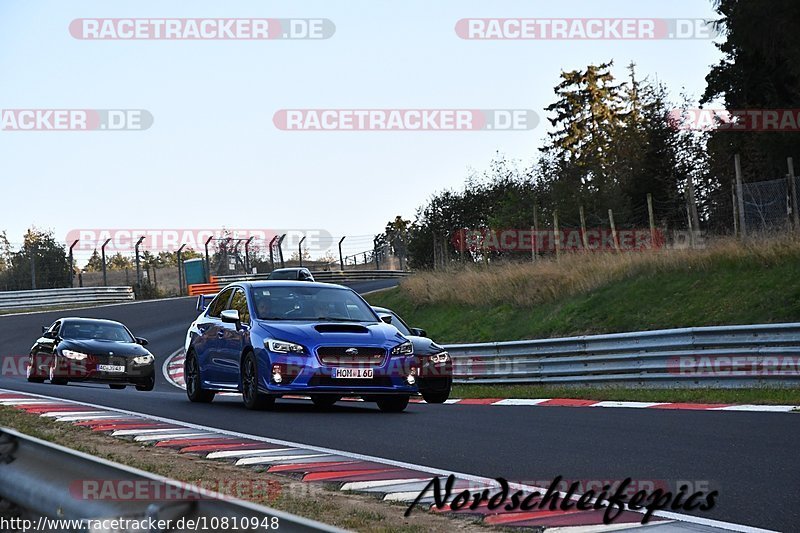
(241, 352, 275, 410)
(26, 355, 45, 383)
(48, 360, 68, 385)
(185, 352, 215, 403)
(376, 395, 409, 413)
(420, 377, 452, 404)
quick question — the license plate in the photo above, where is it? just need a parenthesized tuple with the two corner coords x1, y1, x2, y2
(98, 364, 125, 372)
(333, 368, 374, 379)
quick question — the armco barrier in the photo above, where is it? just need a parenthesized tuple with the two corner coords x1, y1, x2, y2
(444, 323, 800, 388)
(0, 286, 135, 311)
(0, 428, 340, 533)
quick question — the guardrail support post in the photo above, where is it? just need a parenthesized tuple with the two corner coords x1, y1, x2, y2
(244, 237, 254, 273)
(101, 238, 111, 287)
(298, 236, 306, 267)
(277, 234, 286, 268)
(29, 243, 36, 290)
(204, 236, 214, 282)
(338, 237, 345, 271)
(68, 240, 79, 288)
(268, 235, 278, 271)
(789, 157, 798, 231)
(134, 236, 145, 289)
(735, 154, 747, 238)
(177, 244, 186, 296)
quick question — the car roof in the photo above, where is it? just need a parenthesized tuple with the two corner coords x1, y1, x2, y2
(57, 317, 126, 326)
(234, 280, 344, 290)
(271, 267, 310, 272)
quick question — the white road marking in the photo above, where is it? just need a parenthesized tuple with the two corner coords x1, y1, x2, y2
(236, 454, 330, 466)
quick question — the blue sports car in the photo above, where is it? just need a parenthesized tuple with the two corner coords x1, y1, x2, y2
(184, 281, 418, 412)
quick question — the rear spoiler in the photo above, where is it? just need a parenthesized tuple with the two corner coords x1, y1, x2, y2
(196, 293, 218, 313)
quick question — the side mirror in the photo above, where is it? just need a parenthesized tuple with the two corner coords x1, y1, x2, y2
(379, 314, 393, 324)
(409, 328, 428, 338)
(135, 337, 149, 346)
(42, 331, 56, 340)
(221, 309, 241, 325)
(41, 326, 48, 334)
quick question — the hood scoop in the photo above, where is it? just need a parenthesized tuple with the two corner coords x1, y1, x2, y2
(314, 324, 369, 334)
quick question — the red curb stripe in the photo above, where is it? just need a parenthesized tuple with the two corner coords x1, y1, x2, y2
(267, 461, 358, 473)
(309, 470, 424, 483)
(181, 442, 272, 454)
(154, 438, 238, 448)
(537, 399, 601, 407)
(302, 468, 395, 482)
(455, 398, 502, 405)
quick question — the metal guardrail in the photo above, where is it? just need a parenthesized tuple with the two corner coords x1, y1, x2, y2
(0, 286, 135, 310)
(444, 323, 800, 388)
(0, 427, 342, 533)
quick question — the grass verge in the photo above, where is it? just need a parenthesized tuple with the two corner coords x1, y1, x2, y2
(367, 238, 800, 342)
(451, 384, 800, 406)
(0, 406, 491, 533)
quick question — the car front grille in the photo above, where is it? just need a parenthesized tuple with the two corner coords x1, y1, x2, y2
(307, 376, 393, 387)
(316, 346, 386, 366)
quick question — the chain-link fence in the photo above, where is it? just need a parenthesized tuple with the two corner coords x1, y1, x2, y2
(741, 176, 799, 233)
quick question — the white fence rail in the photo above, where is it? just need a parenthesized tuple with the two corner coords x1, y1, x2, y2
(0, 286, 135, 310)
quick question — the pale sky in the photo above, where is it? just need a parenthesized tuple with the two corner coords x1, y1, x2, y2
(0, 0, 722, 260)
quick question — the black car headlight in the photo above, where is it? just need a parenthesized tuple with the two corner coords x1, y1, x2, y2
(391, 341, 414, 356)
(132, 354, 154, 365)
(265, 339, 306, 354)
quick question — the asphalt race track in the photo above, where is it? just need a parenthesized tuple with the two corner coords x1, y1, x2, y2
(0, 281, 797, 531)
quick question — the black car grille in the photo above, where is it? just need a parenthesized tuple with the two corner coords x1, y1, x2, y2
(91, 355, 129, 368)
(316, 347, 386, 366)
(307, 376, 393, 387)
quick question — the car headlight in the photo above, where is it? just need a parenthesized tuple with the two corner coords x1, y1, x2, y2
(265, 339, 306, 354)
(61, 349, 88, 361)
(391, 341, 414, 356)
(430, 351, 450, 364)
(133, 354, 154, 365)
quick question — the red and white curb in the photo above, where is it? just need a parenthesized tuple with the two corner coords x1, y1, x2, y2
(0, 388, 776, 533)
(163, 351, 799, 413)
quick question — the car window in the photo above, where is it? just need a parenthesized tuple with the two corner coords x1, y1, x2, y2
(48, 321, 61, 336)
(60, 321, 135, 342)
(388, 312, 412, 336)
(251, 285, 377, 322)
(230, 288, 250, 324)
(207, 288, 233, 318)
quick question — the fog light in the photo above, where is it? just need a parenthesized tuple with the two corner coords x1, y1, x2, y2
(406, 374, 416, 385)
(272, 364, 283, 384)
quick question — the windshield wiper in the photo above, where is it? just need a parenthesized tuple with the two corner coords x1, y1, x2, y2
(314, 317, 367, 322)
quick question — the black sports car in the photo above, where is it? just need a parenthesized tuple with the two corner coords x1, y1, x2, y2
(372, 306, 452, 403)
(27, 317, 156, 391)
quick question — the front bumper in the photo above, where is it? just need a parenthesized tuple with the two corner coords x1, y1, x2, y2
(51, 357, 154, 385)
(257, 349, 418, 395)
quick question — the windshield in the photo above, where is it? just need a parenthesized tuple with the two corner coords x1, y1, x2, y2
(268, 270, 300, 280)
(60, 321, 135, 342)
(252, 285, 378, 322)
